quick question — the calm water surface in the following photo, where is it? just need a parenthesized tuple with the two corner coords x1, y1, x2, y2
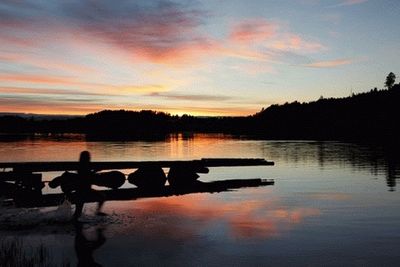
(0, 134, 399, 266)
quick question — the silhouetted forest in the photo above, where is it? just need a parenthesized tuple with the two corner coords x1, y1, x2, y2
(1, 84, 399, 141)
(250, 84, 400, 140)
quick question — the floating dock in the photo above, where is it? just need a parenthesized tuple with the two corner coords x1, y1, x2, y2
(0, 158, 274, 172)
(0, 158, 274, 207)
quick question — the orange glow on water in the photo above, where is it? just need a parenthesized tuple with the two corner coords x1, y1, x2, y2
(114, 193, 320, 240)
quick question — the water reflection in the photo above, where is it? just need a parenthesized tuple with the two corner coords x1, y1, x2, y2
(112, 193, 321, 240)
(0, 134, 399, 265)
(0, 134, 399, 190)
(75, 223, 106, 267)
(260, 141, 400, 191)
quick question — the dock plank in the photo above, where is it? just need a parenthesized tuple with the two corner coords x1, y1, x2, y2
(0, 158, 274, 173)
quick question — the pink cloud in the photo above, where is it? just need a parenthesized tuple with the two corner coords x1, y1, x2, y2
(230, 19, 277, 43)
(331, 0, 368, 7)
(304, 58, 353, 68)
(227, 20, 325, 60)
(0, 1, 326, 68)
(61, 1, 220, 64)
(0, 1, 218, 64)
(271, 34, 325, 53)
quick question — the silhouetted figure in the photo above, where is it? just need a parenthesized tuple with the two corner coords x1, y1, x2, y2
(74, 223, 106, 267)
(73, 151, 105, 220)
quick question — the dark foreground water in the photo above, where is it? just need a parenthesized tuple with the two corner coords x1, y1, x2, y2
(0, 134, 399, 266)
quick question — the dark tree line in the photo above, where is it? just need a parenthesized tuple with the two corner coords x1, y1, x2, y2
(250, 84, 400, 141)
(1, 78, 399, 142)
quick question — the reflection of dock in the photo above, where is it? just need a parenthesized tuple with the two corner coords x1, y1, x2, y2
(12, 178, 275, 208)
(0, 158, 274, 207)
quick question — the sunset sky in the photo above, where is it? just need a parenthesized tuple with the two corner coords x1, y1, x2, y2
(1, 0, 399, 116)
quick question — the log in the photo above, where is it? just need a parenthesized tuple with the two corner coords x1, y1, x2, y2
(49, 171, 126, 192)
(127, 167, 166, 189)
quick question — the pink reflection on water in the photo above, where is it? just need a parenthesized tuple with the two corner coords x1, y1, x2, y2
(109, 191, 320, 241)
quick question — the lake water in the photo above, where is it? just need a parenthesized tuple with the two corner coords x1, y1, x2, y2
(1, 134, 399, 266)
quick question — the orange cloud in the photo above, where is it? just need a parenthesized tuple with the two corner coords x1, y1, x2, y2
(0, 72, 171, 95)
(0, 73, 78, 85)
(0, 98, 108, 115)
(304, 58, 352, 68)
(160, 106, 259, 116)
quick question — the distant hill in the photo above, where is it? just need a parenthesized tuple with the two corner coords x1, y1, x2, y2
(0, 112, 82, 121)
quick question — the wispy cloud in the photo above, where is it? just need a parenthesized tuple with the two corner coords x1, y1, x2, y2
(148, 92, 232, 101)
(0, 86, 113, 96)
(116, 85, 169, 94)
(304, 58, 353, 68)
(0, 1, 335, 115)
(0, 1, 325, 67)
(270, 34, 325, 53)
(330, 0, 368, 7)
(0, 72, 169, 95)
(0, 0, 214, 64)
(230, 19, 277, 43)
(0, 97, 110, 115)
(0, 52, 95, 74)
(0, 73, 79, 85)
(229, 19, 324, 55)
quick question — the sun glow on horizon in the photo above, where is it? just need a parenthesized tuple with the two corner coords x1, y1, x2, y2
(1, 0, 399, 115)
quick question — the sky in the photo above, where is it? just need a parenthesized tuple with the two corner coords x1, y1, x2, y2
(0, 0, 399, 116)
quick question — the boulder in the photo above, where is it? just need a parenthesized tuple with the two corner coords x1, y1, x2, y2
(128, 166, 166, 189)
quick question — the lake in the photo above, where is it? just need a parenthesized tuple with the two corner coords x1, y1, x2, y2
(1, 134, 399, 266)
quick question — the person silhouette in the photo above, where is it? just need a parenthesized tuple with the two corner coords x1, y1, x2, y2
(73, 151, 105, 220)
(74, 223, 106, 267)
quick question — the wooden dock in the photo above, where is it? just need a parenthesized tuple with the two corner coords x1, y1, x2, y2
(0, 158, 275, 207)
(0, 158, 273, 173)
